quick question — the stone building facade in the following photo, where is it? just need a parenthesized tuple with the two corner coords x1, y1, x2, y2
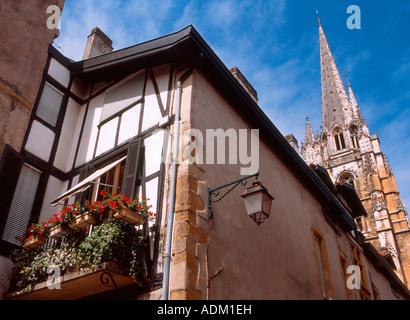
(0, 0, 65, 298)
(0, 0, 65, 153)
(0, 6, 409, 300)
(301, 21, 410, 287)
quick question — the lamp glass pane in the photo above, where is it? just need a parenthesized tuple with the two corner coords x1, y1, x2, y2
(262, 192, 273, 216)
(243, 192, 262, 215)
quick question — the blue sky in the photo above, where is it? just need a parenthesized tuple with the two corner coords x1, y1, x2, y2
(57, 0, 410, 209)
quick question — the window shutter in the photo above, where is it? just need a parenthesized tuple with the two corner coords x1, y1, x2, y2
(2, 164, 42, 246)
(0, 145, 23, 235)
(122, 138, 141, 198)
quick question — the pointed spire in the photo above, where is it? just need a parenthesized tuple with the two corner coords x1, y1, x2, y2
(347, 78, 367, 126)
(319, 20, 352, 131)
(304, 116, 316, 145)
(347, 77, 358, 116)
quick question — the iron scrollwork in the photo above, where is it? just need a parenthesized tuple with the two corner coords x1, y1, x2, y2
(208, 172, 259, 220)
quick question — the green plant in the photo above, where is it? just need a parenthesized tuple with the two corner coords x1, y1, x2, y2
(10, 237, 82, 294)
(9, 218, 148, 294)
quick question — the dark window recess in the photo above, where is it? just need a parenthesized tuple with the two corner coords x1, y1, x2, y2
(0, 146, 23, 254)
(74, 167, 89, 204)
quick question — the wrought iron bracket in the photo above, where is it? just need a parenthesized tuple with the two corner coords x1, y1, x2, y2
(208, 172, 259, 220)
(100, 271, 118, 289)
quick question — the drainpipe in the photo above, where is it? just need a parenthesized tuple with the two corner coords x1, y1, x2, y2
(162, 55, 203, 300)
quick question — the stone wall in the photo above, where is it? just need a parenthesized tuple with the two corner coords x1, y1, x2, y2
(0, 0, 64, 153)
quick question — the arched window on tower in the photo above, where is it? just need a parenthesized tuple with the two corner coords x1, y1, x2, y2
(338, 172, 355, 188)
(350, 125, 360, 149)
(333, 128, 346, 151)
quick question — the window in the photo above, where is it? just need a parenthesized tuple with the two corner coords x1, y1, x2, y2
(311, 228, 333, 299)
(351, 135, 359, 149)
(338, 172, 355, 187)
(339, 250, 354, 300)
(349, 125, 360, 149)
(36, 82, 64, 127)
(92, 158, 126, 202)
(51, 138, 141, 206)
(2, 163, 42, 246)
(350, 241, 371, 300)
(334, 128, 346, 151)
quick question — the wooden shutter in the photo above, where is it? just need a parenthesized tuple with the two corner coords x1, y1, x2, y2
(122, 138, 141, 198)
(0, 145, 23, 236)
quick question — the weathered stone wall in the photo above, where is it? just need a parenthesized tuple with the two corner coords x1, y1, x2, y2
(0, 0, 65, 299)
(170, 69, 410, 300)
(0, 0, 64, 153)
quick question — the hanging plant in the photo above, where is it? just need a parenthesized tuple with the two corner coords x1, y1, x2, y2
(9, 218, 148, 295)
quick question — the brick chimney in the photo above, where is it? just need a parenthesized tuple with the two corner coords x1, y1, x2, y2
(82, 27, 113, 60)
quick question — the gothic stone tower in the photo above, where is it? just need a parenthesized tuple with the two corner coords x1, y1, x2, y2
(301, 19, 410, 286)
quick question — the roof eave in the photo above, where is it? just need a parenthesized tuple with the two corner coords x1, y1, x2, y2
(59, 25, 355, 232)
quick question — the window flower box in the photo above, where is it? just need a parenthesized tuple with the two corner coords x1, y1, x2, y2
(70, 212, 97, 230)
(113, 207, 144, 226)
(49, 224, 70, 239)
(22, 235, 46, 250)
(103, 192, 155, 226)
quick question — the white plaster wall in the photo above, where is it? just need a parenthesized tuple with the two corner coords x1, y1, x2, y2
(75, 94, 104, 166)
(68, 174, 80, 205)
(152, 64, 171, 110)
(39, 176, 68, 222)
(142, 75, 166, 132)
(95, 117, 118, 157)
(54, 98, 82, 172)
(118, 104, 140, 145)
(25, 120, 55, 162)
(144, 130, 165, 177)
(101, 71, 144, 122)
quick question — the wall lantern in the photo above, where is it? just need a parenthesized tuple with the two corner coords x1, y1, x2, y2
(208, 173, 274, 225)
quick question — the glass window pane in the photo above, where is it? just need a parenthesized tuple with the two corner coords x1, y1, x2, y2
(36, 83, 64, 127)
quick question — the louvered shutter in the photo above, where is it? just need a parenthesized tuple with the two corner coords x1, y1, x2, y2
(122, 138, 141, 198)
(2, 163, 41, 246)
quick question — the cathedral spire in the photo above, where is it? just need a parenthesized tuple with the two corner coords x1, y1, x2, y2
(347, 78, 367, 126)
(319, 21, 352, 132)
(304, 116, 316, 145)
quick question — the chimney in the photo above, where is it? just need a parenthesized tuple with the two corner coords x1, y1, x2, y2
(82, 27, 113, 60)
(285, 134, 299, 153)
(230, 67, 258, 103)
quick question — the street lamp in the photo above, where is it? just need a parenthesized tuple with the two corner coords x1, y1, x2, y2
(208, 173, 274, 225)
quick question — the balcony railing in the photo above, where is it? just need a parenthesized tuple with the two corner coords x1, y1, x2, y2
(6, 210, 151, 300)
